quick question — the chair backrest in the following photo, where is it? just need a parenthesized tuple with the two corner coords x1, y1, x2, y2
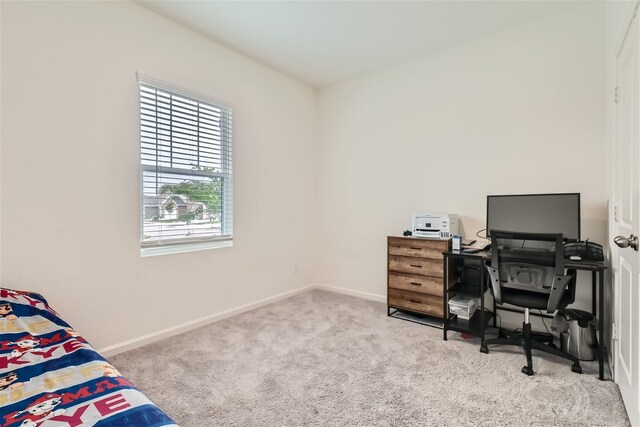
(486, 230, 575, 313)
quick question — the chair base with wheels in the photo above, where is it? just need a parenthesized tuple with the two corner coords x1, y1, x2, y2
(480, 324, 555, 353)
(482, 308, 581, 376)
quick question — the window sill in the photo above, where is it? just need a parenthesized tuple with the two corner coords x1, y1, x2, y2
(140, 239, 233, 257)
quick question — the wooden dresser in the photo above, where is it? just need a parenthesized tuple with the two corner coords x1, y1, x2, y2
(387, 236, 451, 319)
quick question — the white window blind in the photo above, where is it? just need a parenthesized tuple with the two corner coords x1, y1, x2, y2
(139, 76, 233, 253)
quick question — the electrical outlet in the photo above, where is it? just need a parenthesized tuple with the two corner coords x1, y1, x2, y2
(293, 262, 299, 273)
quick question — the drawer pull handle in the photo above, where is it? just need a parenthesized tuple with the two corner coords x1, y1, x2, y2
(410, 247, 422, 250)
(409, 299, 422, 304)
(410, 264, 422, 268)
(409, 282, 422, 286)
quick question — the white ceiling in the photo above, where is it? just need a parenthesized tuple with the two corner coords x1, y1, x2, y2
(137, 1, 587, 88)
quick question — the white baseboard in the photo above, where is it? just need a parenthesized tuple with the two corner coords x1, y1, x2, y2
(99, 283, 385, 357)
(313, 283, 386, 303)
(98, 285, 315, 357)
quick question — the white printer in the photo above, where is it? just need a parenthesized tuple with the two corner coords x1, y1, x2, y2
(412, 213, 459, 239)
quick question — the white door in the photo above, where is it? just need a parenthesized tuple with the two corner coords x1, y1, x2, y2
(615, 6, 640, 425)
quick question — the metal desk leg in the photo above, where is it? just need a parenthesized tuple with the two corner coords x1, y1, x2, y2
(493, 296, 497, 328)
(592, 271, 597, 316)
(480, 283, 485, 351)
(491, 260, 497, 328)
(598, 269, 605, 381)
(480, 260, 488, 353)
(443, 256, 448, 341)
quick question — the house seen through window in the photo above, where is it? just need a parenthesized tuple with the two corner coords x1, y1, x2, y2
(139, 77, 233, 255)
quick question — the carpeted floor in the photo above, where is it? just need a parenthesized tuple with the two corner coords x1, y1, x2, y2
(110, 290, 630, 426)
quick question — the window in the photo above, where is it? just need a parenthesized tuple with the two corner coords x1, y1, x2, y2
(139, 76, 233, 255)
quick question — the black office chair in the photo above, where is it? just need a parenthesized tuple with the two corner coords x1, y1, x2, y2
(482, 230, 582, 376)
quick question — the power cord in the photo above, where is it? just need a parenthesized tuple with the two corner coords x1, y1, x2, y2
(483, 312, 502, 339)
(538, 309, 552, 335)
(475, 229, 489, 240)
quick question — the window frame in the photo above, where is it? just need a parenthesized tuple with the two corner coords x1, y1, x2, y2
(138, 74, 234, 256)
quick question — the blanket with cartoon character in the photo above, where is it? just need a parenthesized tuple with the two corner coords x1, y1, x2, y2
(0, 288, 178, 427)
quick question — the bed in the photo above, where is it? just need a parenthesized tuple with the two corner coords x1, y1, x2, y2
(0, 288, 177, 427)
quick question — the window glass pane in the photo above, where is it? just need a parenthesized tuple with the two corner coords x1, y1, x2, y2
(142, 170, 224, 244)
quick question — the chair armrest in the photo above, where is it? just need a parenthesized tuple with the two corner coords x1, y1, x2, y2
(486, 262, 502, 305)
(546, 274, 573, 313)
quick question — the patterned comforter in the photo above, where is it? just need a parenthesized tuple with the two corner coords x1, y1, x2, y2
(0, 288, 177, 426)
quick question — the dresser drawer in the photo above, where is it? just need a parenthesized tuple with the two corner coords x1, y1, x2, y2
(388, 272, 443, 296)
(388, 237, 449, 259)
(388, 255, 443, 277)
(388, 288, 444, 317)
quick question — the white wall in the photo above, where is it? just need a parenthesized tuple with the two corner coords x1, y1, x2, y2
(0, 1, 317, 350)
(316, 5, 607, 312)
(0, 0, 3, 283)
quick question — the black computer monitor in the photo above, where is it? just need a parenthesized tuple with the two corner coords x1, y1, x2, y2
(486, 193, 580, 242)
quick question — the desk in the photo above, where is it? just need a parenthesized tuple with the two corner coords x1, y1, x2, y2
(442, 250, 608, 380)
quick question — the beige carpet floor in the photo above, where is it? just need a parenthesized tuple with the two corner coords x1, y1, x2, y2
(110, 290, 629, 426)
